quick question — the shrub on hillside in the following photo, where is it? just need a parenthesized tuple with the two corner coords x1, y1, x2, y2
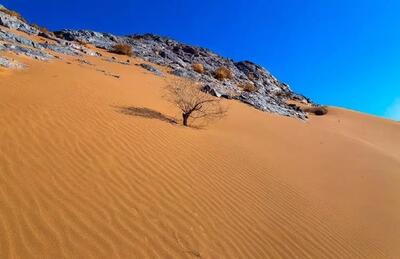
(76, 39, 88, 46)
(214, 66, 233, 81)
(192, 63, 204, 74)
(165, 79, 227, 126)
(31, 24, 50, 34)
(111, 44, 133, 57)
(302, 106, 328, 116)
(238, 82, 257, 93)
(247, 72, 256, 81)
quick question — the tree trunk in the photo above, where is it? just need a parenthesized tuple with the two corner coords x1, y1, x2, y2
(182, 113, 190, 126)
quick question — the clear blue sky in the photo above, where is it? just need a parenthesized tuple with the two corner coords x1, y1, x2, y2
(3, 0, 400, 120)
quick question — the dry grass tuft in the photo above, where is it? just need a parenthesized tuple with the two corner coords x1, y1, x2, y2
(192, 63, 204, 74)
(238, 82, 257, 93)
(111, 44, 133, 57)
(214, 67, 233, 81)
(302, 106, 328, 116)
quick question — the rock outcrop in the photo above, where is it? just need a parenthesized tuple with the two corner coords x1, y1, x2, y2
(0, 56, 25, 69)
(55, 31, 311, 118)
(0, 5, 39, 35)
(138, 63, 164, 77)
(0, 5, 313, 119)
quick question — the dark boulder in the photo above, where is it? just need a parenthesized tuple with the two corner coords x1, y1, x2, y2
(138, 63, 164, 77)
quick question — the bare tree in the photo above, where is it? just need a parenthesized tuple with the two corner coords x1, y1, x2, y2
(164, 79, 227, 126)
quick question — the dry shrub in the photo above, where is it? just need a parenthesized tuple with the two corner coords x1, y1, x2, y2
(111, 44, 133, 57)
(238, 82, 257, 93)
(164, 79, 227, 126)
(192, 63, 204, 74)
(247, 73, 255, 81)
(76, 39, 87, 46)
(0, 8, 27, 23)
(214, 66, 233, 81)
(31, 24, 50, 34)
(302, 106, 328, 116)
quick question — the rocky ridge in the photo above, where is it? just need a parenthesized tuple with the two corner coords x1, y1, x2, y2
(0, 5, 313, 118)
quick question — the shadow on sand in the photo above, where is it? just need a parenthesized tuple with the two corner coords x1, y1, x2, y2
(117, 106, 177, 124)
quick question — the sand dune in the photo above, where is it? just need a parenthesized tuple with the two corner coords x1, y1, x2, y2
(0, 51, 399, 258)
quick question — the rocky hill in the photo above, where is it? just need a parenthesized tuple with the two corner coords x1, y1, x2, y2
(0, 5, 313, 118)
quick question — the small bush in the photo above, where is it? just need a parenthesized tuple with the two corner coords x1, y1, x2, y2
(247, 73, 255, 81)
(31, 24, 50, 34)
(192, 63, 204, 74)
(238, 82, 257, 93)
(214, 66, 233, 81)
(0, 8, 27, 23)
(302, 106, 328, 116)
(76, 39, 87, 46)
(111, 44, 133, 57)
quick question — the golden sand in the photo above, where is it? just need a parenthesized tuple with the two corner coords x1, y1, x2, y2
(0, 51, 399, 258)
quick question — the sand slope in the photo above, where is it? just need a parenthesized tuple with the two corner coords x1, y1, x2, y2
(0, 52, 399, 258)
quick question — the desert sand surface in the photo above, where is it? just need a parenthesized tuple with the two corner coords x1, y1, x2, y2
(0, 50, 400, 259)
